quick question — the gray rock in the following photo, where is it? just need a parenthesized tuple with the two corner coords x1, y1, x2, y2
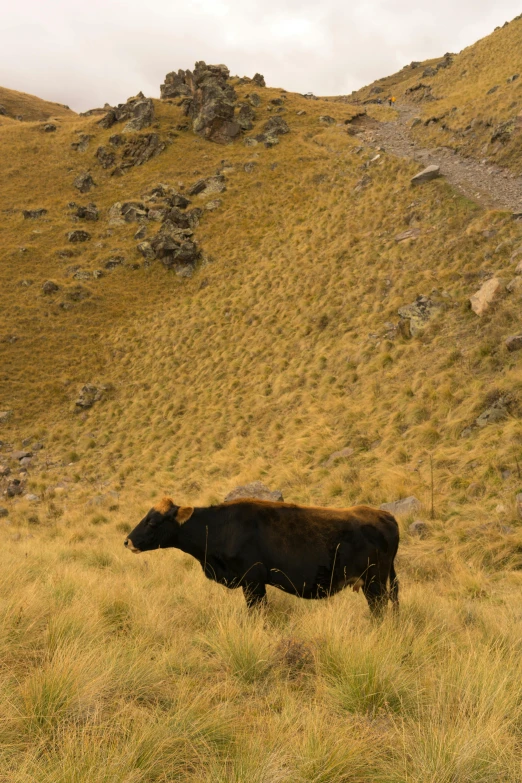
(22, 209, 47, 219)
(263, 116, 290, 136)
(470, 277, 503, 316)
(75, 204, 98, 221)
(137, 241, 155, 260)
(95, 146, 116, 169)
(237, 103, 256, 131)
(252, 73, 266, 88)
(204, 199, 221, 211)
(398, 295, 441, 336)
(43, 123, 57, 132)
(70, 133, 92, 152)
(475, 399, 508, 427)
(75, 384, 105, 411)
(423, 66, 437, 77)
(0, 411, 13, 425)
(20, 457, 32, 468)
(7, 480, 22, 497)
(0, 507, 8, 518)
(506, 334, 522, 352)
(249, 93, 261, 107)
(42, 280, 59, 295)
(98, 96, 154, 132)
(244, 161, 257, 173)
(67, 230, 91, 243)
(409, 520, 429, 538)
(224, 481, 283, 503)
(380, 496, 422, 516)
(74, 173, 95, 193)
(319, 115, 336, 125)
(411, 165, 441, 185)
(24, 494, 40, 502)
(11, 450, 32, 460)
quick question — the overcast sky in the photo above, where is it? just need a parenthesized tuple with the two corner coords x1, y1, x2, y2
(1, 1, 521, 112)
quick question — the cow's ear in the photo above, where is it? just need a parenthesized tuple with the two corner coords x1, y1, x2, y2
(177, 506, 194, 525)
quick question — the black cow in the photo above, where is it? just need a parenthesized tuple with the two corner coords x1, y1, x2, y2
(125, 498, 399, 616)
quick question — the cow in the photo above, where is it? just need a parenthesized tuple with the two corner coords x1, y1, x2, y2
(124, 497, 399, 617)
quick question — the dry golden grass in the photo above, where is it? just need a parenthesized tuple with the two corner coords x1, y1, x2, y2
(0, 84, 76, 122)
(0, 55, 522, 780)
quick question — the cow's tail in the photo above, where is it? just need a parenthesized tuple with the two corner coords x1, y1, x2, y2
(389, 524, 399, 613)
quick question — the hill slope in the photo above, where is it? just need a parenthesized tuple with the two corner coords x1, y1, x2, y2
(0, 34, 522, 782)
(0, 84, 76, 121)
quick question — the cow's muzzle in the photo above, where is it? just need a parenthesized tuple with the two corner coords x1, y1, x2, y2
(124, 538, 141, 553)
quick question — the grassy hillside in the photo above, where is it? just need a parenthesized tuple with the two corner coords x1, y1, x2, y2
(0, 56, 522, 780)
(350, 14, 522, 173)
(0, 85, 76, 121)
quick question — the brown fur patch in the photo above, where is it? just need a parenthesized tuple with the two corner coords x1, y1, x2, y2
(177, 506, 194, 524)
(154, 497, 175, 515)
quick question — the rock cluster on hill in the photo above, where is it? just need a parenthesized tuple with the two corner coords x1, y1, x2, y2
(98, 93, 154, 132)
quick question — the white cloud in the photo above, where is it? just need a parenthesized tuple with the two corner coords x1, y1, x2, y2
(0, 0, 520, 111)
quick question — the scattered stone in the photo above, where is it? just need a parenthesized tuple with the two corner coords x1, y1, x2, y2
(205, 199, 221, 210)
(263, 116, 290, 136)
(224, 481, 283, 502)
(75, 203, 98, 221)
(491, 118, 517, 143)
(42, 280, 59, 295)
(319, 115, 336, 125)
(6, 480, 22, 497)
(411, 165, 441, 185)
(0, 508, 8, 518)
(506, 334, 522, 352)
(249, 93, 261, 107)
(24, 494, 40, 502)
(237, 103, 256, 131)
(380, 496, 422, 516)
(22, 209, 47, 219)
(20, 457, 32, 468)
(105, 257, 125, 270)
(507, 74, 520, 83)
(475, 398, 509, 427)
(0, 411, 13, 425)
(75, 384, 106, 411)
(409, 520, 429, 538)
(67, 230, 91, 243)
(43, 123, 57, 132)
(323, 447, 354, 468)
(353, 174, 372, 193)
(188, 175, 226, 196)
(423, 66, 437, 77)
(11, 450, 32, 461)
(244, 161, 257, 173)
(71, 134, 92, 152)
(74, 173, 95, 193)
(470, 277, 503, 316)
(398, 295, 441, 337)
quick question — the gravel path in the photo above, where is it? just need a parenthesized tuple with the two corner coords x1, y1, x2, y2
(371, 104, 522, 214)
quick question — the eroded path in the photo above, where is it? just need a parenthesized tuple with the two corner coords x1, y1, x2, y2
(370, 104, 522, 213)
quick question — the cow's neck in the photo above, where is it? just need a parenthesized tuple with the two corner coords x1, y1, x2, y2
(177, 507, 212, 563)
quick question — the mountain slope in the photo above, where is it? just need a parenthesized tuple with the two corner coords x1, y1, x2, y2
(0, 84, 76, 121)
(0, 47, 522, 782)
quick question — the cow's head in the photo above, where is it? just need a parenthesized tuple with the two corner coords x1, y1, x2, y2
(124, 497, 194, 553)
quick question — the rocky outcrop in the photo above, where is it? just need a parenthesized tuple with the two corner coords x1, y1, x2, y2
(183, 62, 240, 144)
(117, 133, 165, 171)
(187, 175, 226, 196)
(237, 103, 256, 131)
(252, 73, 266, 88)
(74, 173, 95, 193)
(71, 134, 92, 152)
(224, 481, 283, 502)
(470, 277, 503, 316)
(67, 230, 91, 243)
(160, 71, 191, 100)
(98, 95, 154, 132)
(95, 146, 116, 169)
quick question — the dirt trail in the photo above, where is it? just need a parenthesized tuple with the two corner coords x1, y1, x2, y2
(371, 103, 522, 213)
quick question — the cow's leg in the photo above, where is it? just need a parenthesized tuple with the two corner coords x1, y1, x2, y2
(242, 583, 267, 610)
(389, 559, 399, 616)
(362, 577, 388, 620)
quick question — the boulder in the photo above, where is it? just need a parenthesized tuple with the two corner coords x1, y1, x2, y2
(75, 204, 98, 221)
(42, 280, 59, 295)
(98, 96, 154, 132)
(411, 165, 441, 185)
(249, 93, 261, 107)
(160, 70, 191, 100)
(74, 173, 95, 193)
(252, 73, 266, 88)
(470, 277, 503, 316)
(398, 295, 441, 336)
(22, 209, 47, 219)
(475, 398, 509, 427)
(75, 384, 105, 411)
(237, 103, 256, 131)
(409, 520, 429, 538)
(263, 116, 290, 136)
(224, 481, 283, 502)
(67, 230, 91, 243)
(506, 334, 522, 352)
(380, 496, 422, 516)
